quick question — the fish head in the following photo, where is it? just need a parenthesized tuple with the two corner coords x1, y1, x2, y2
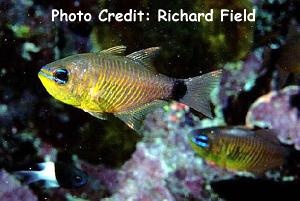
(38, 55, 90, 107)
(68, 169, 88, 188)
(55, 162, 88, 188)
(14, 161, 88, 189)
(188, 128, 217, 157)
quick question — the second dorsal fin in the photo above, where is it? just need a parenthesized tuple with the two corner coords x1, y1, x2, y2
(126, 47, 160, 71)
(99, 45, 127, 55)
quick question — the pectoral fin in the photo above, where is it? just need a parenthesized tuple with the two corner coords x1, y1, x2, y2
(115, 100, 167, 132)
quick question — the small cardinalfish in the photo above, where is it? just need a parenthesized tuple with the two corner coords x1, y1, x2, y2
(14, 162, 88, 188)
(38, 46, 222, 131)
(188, 126, 288, 174)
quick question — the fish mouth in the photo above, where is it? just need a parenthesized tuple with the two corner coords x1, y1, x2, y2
(188, 129, 210, 148)
(188, 130, 200, 143)
(38, 66, 54, 81)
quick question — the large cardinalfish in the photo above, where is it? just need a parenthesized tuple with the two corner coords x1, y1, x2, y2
(38, 46, 221, 131)
(188, 126, 288, 174)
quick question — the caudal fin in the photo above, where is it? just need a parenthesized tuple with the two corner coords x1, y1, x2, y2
(180, 70, 222, 118)
(14, 171, 41, 184)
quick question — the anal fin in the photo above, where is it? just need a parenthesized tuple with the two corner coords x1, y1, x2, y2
(115, 100, 167, 132)
(86, 111, 108, 120)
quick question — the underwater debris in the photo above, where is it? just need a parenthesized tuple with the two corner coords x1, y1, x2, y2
(0, 170, 38, 201)
(246, 86, 300, 150)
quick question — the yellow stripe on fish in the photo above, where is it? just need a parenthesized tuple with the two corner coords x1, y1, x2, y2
(38, 46, 222, 132)
(188, 126, 288, 174)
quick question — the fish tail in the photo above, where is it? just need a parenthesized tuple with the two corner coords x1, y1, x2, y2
(174, 70, 222, 118)
(14, 171, 41, 184)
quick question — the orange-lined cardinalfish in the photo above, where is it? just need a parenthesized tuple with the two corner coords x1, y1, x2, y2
(14, 162, 88, 188)
(188, 126, 288, 174)
(38, 46, 222, 131)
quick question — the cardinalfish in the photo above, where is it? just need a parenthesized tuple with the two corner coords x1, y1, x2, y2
(14, 162, 88, 188)
(38, 46, 222, 131)
(188, 126, 288, 174)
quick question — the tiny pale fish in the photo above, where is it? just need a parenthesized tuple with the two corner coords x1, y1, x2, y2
(14, 162, 87, 188)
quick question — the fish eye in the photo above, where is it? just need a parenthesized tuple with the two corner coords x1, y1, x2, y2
(53, 68, 69, 84)
(193, 134, 209, 148)
(74, 175, 83, 184)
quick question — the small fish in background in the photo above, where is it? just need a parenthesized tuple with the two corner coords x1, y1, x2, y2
(275, 22, 300, 87)
(188, 126, 288, 174)
(14, 161, 88, 188)
(277, 33, 300, 75)
(38, 46, 222, 131)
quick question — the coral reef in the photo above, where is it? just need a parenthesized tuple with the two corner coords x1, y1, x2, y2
(0, 170, 38, 201)
(246, 86, 300, 149)
(215, 49, 265, 124)
(105, 104, 233, 201)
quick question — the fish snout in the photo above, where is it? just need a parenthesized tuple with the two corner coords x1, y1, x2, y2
(38, 66, 53, 80)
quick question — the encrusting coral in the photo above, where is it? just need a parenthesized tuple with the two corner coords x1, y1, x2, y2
(246, 86, 300, 150)
(0, 170, 38, 201)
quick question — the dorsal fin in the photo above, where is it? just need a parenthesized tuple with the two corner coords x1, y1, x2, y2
(220, 126, 256, 137)
(99, 45, 127, 55)
(126, 47, 160, 71)
(254, 129, 281, 145)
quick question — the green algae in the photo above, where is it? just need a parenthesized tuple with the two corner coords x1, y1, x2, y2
(8, 24, 31, 39)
